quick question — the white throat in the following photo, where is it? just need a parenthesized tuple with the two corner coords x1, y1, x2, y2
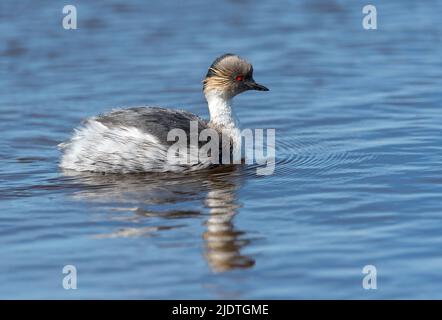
(205, 90, 239, 129)
(205, 90, 241, 152)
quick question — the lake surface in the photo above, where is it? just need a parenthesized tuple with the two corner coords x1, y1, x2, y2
(1, 0, 442, 299)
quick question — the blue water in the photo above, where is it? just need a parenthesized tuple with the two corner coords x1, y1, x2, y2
(1, 0, 442, 299)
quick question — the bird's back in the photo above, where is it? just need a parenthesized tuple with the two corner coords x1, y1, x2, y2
(96, 107, 208, 146)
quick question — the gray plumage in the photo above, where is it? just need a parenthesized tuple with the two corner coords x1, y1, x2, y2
(97, 107, 209, 147)
(59, 107, 221, 173)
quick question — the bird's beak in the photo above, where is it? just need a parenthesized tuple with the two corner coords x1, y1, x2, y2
(246, 80, 269, 91)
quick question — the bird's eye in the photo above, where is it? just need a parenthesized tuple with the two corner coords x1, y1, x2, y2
(235, 75, 244, 81)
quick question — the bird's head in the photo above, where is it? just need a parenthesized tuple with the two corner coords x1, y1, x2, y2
(203, 54, 269, 100)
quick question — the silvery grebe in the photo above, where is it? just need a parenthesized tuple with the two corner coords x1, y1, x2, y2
(59, 54, 269, 173)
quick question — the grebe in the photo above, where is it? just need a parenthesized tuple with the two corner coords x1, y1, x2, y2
(59, 54, 269, 173)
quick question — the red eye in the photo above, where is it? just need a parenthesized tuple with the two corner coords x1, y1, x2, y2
(235, 75, 244, 81)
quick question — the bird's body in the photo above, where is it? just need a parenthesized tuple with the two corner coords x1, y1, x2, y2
(60, 107, 213, 173)
(59, 54, 268, 173)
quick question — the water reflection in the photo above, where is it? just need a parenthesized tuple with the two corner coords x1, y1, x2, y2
(204, 178, 255, 272)
(62, 165, 255, 272)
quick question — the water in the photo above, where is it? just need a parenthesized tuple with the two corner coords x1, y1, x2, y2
(1, 0, 442, 299)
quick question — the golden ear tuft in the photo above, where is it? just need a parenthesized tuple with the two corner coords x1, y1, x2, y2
(203, 54, 253, 94)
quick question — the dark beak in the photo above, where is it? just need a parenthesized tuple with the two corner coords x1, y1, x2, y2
(246, 80, 269, 91)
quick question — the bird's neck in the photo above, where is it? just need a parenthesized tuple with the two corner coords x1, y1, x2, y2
(205, 90, 238, 130)
(205, 90, 241, 153)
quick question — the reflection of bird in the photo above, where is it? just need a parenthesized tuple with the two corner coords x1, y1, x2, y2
(203, 178, 255, 272)
(63, 166, 255, 272)
(59, 54, 268, 173)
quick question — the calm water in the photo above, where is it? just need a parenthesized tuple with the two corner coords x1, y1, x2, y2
(1, 0, 442, 299)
